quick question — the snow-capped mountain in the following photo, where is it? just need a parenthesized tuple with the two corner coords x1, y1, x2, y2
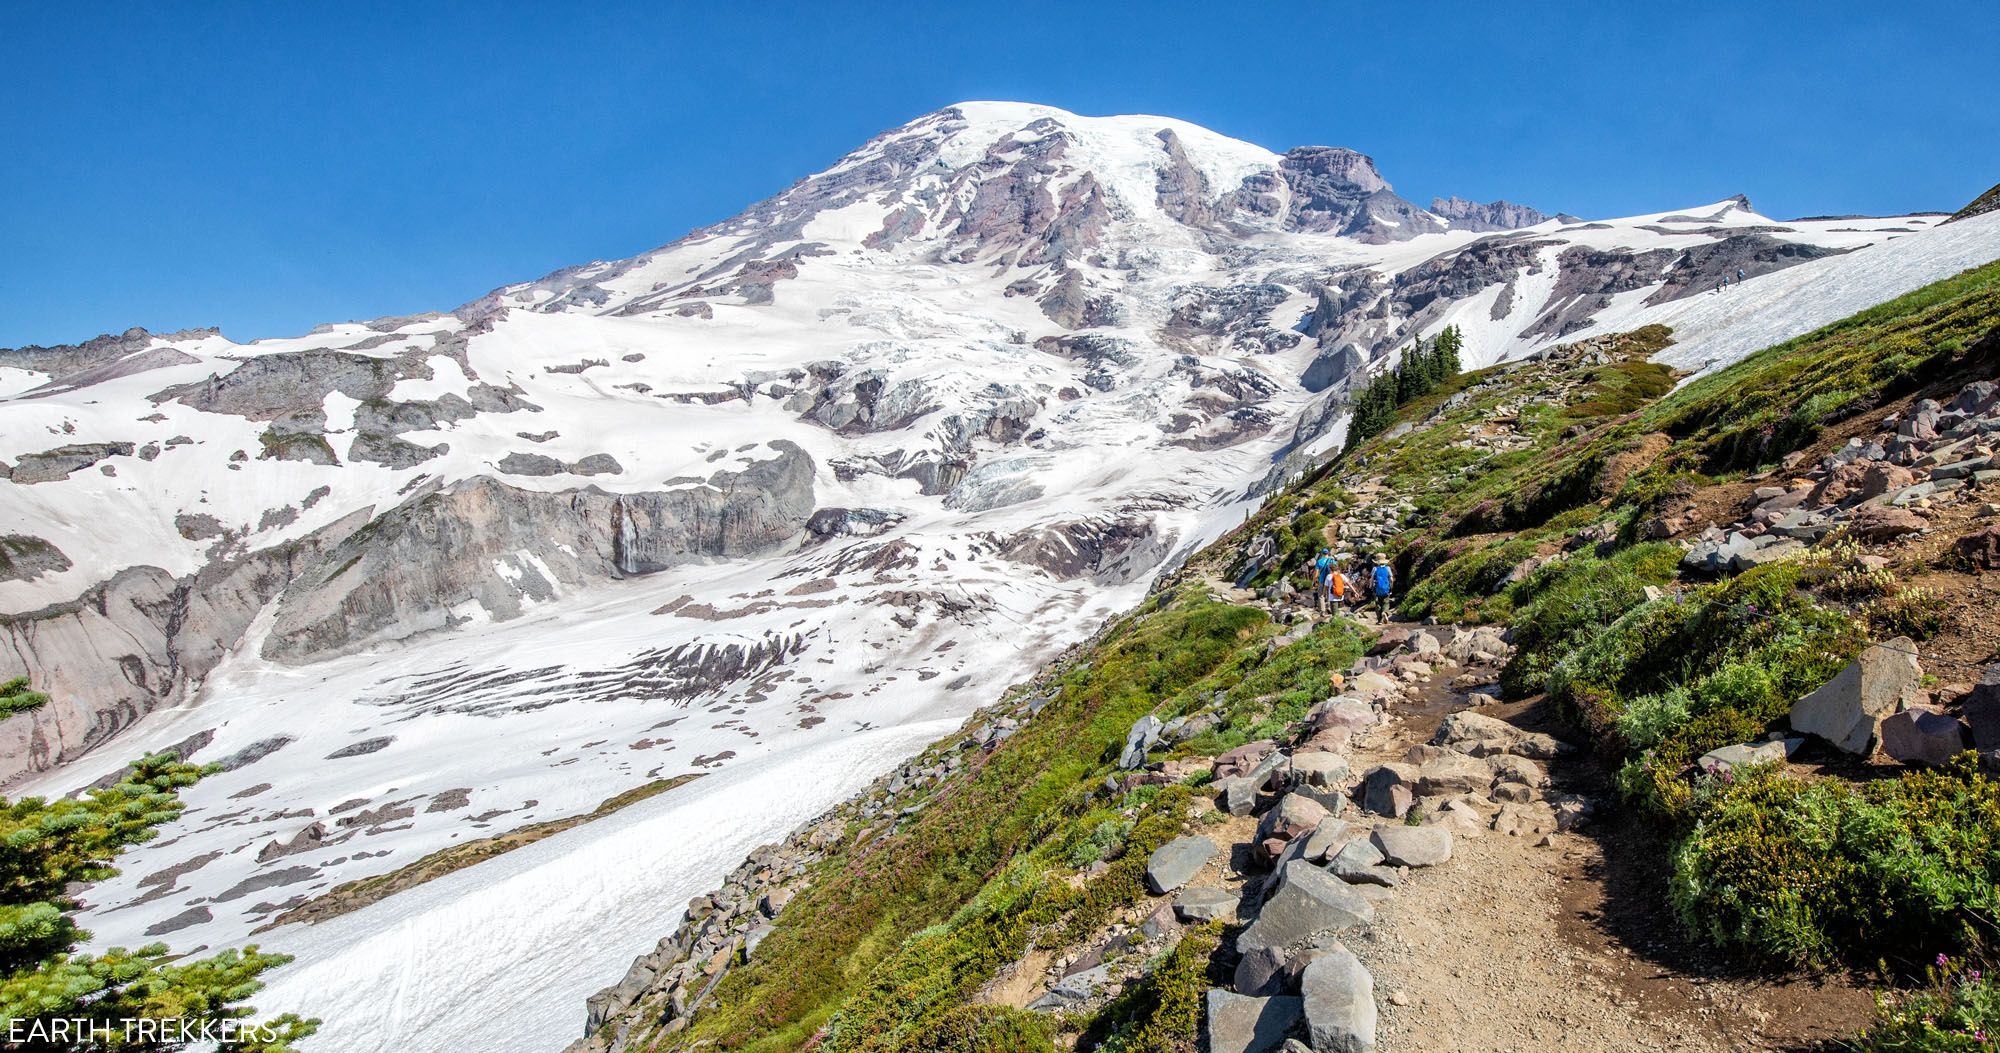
(3, 101, 1995, 1051)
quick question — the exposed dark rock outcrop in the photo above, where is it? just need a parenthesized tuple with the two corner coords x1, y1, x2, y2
(263, 444, 814, 662)
(1641, 233, 1853, 304)
(0, 508, 373, 785)
(0, 327, 216, 386)
(0, 536, 72, 583)
(1153, 128, 1217, 228)
(1000, 514, 1165, 584)
(10, 443, 135, 484)
(1225, 147, 1445, 242)
(1948, 181, 2000, 223)
(1430, 196, 1550, 232)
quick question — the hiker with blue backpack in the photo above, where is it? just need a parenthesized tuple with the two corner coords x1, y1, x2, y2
(1369, 553, 1394, 620)
(1313, 548, 1337, 612)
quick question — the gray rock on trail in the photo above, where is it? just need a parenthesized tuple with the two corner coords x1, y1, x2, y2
(1238, 861, 1375, 964)
(1120, 714, 1164, 769)
(1218, 745, 1290, 815)
(1175, 886, 1238, 923)
(1789, 638, 1924, 755)
(1050, 964, 1110, 1001)
(1328, 838, 1398, 888)
(1205, 989, 1304, 1053)
(1301, 941, 1377, 1053)
(1291, 751, 1351, 788)
(1301, 818, 1361, 862)
(1257, 793, 1331, 861)
(1219, 775, 1260, 816)
(1359, 763, 1416, 818)
(1145, 835, 1217, 895)
(1370, 825, 1453, 867)
(1412, 751, 1492, 796)
(1880, 707, 1971, 766)
(1431, 711, 1565, 759)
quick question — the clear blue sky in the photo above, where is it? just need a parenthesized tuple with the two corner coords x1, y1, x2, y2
(2, 1, 1993, 348)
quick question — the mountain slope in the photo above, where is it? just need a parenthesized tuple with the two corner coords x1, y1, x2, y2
(1, 102, 1993, 1051)
(576, 259, 2000, 1053)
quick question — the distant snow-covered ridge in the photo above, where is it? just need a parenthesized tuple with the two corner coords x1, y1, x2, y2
(2, 101, 1994, 1051)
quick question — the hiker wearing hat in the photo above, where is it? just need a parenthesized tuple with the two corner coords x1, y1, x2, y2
(1369, 553, 1394, 621)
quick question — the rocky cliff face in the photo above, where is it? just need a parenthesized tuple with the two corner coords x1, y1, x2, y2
(266, 444, 814, 662)
(1430, 196, 1550, 232)
(1223, 147, 1445, 242)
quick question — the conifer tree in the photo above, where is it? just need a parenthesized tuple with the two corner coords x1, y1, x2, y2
(0, 716, 317, 1052)
(1342, 325, 1468, 454)
(1435, 324, 1464, 375)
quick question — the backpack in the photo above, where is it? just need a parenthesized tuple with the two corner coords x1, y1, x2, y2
(1373, 564, 1393, 595)
(1330, 571, 1345, 598)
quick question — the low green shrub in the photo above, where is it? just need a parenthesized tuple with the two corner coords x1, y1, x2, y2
(905, 1005, 1055, 1053)
(1091, 924, 1222, 1053)
(1671, 756, 2000, 969)
(1499, 541, 1681, 699)
(1860, 956, 2000, 1051)
(1871, 586, 1951, 642)
(1548, 562, 1859, 752)
(1398, 534, 1541, 623)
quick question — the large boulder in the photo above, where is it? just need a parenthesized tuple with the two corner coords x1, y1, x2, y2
(1789, 638, 1923, 754)
(1205, 990, 1304, 1053)
(1261, 791, 1330, 837)
(1120, 714, 1164, 769)
(1306, 699, 1377, 735)
(1301, 943, 1377, 1053)
(1370, 825, 1453, 867)
(1411, 751, 1492, 796)
(1880, 707, 1971, 767)
(1345, 671, 1402, 699)
(1237, 862, 1375, 964)
(1963, 666, 2000, 751)
(1292, 751, 1352, 789)
(1358, 764, 1416, 818)
(1430, 711, 1564, 759)
(1175, 886, 1238, 923)
(1145, 835, 1217, 895)
(1850, 506, 1929, 541)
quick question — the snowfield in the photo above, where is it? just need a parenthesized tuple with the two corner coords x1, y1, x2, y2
(3, 101, 1996, 1051)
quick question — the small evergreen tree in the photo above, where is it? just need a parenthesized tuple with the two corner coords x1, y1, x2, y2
(1435, 324, 1464, 375)
(0, 741, 316, 1051)
(1341, 326, 1468, 455)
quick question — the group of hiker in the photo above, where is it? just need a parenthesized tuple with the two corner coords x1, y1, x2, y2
(1713, 266, 1748, 294)
(1234, 530, 1395, 620)
(1313, 548, 1394, 619)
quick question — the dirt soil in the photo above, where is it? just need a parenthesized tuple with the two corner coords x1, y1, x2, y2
(1351, 682, 1876, 1052)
